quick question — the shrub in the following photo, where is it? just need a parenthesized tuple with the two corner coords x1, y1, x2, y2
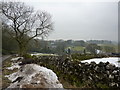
(23, 54, 32, 59)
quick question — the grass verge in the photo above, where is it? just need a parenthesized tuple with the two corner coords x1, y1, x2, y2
(2, 56, 19, 89)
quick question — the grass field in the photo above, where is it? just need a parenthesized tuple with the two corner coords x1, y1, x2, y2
(66, 46, 85, 51)
(98, 44, 118, 52)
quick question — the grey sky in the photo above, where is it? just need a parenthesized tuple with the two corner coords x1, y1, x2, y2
(24, 1, 118, 41)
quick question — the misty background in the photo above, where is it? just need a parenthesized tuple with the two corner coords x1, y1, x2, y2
(25, 1, 118, 42)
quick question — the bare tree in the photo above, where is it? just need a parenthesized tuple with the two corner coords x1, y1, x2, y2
(1, 2, 53, 56)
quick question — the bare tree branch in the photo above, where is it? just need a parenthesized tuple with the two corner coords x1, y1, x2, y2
(1, 1, 53, 56)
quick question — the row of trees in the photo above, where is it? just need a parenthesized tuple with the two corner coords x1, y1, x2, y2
(86, 40, 112, 44)
(2, 24, 117, 55)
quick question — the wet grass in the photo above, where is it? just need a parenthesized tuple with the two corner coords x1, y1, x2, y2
(2, 56, 19, 89)
(59, 76, 77, 88)
(71, 46, 85, 51)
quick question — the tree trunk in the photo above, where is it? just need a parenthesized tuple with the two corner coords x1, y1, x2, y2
(18, 43, 27, 56)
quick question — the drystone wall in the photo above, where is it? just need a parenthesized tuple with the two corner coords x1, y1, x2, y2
(21, 56, 120, 88)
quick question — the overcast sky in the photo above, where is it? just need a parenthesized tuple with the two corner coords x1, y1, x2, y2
(9, 0, 119, 41)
